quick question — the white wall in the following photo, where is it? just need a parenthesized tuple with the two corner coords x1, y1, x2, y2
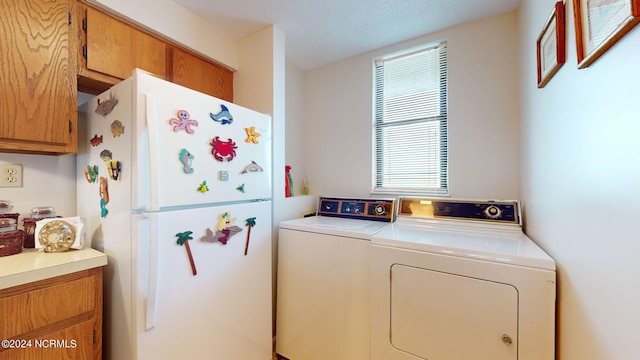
(518, 1, 640, 359)
(0, 154, 76, 221)
(304, 12, 519, 199)
(284, 62, 308, 196)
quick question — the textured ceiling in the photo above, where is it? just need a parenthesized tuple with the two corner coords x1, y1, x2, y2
(174, 0, 521, 71)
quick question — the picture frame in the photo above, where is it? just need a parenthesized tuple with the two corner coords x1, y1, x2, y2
(537, 1, 566, 88)
(573, 0, 640, 68)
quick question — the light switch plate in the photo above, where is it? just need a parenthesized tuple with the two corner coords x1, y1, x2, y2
(0, 164, 23, 187)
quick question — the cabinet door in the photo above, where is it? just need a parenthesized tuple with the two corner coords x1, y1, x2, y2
(172, 47, 234, 101)
(84, 7, 167, 81)
(0, 0, 77, 154)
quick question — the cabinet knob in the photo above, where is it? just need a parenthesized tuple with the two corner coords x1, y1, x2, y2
(502, 334, 513, 345)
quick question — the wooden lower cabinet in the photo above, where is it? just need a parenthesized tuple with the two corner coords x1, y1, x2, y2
(0, 267, 103, 360)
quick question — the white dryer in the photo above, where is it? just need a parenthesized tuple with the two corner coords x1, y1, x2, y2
(371, 197, 556, 360)
(276, 197, 395, 360)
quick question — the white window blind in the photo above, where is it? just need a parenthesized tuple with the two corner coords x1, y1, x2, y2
(373, 42, 448, 195)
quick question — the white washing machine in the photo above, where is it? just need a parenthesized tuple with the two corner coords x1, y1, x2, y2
(276, 197, 395, 360)
(371, 197, 556, 360)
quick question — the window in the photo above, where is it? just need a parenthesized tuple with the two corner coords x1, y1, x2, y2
(373, 42, 448, 195)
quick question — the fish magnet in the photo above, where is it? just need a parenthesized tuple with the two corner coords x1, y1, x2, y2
(111, 120, 125, 137)
(210, 104, 233, 125)
(95, 93, 119, 116)
(241, 161, 264, 174)
(90, 134, 103, 147)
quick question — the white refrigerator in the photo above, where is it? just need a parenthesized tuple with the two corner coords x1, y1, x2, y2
(77, 69, 273, 360)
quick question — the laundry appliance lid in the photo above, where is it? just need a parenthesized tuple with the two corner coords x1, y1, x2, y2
(279, 216, 390, 240)
(372, 220, 556, 271)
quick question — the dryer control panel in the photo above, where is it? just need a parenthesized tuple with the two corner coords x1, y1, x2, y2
(317, 197, 395, 222)
(397, 197, 521, 225)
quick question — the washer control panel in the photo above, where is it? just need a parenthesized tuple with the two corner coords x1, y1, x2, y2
(317, 197, 395, 222)
(397, 197, 521, 225)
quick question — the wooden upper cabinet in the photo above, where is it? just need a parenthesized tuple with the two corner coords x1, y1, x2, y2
(77, 5, 168, 92)
(172, 47, 234, 102)
(0, 0, 77, 154)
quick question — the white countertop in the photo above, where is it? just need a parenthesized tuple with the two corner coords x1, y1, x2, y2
(0, 247, 107, 290)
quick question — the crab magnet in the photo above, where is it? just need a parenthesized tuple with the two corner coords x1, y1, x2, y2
(169, 110, 199, 134)
(244, 127, 261, 144)
(210, 104, 233, 125)
(210, 137, 237, 162)
(179, 149, 195, 174)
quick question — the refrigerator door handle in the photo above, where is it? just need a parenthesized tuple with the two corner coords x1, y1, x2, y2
(145, 93, 160, 211)
(145, 212, 160, 330)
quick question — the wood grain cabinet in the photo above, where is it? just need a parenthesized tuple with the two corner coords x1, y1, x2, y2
(172, 47, 234, 102)
(76, 4, 168, 92)
(76, 2, 233, 102)
(0, 0, 77, 154)
(0, 267, 103, 360)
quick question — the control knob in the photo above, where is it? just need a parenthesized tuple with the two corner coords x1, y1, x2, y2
(484, 205, 502, 219)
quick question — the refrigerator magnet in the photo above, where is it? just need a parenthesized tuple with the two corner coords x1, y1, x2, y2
(107, 160, 122, 181)
(219, 171, 229, 181)
(95, 93, 118, 116)
(244, 217, 256, 256)
(83, 165, 98, 183)
(176, 231, 197, 276)
(100, 149, 113, 162)
(169, 110, 199, 134)
(244, 126, 261, 144)
(90, 134, 103, 147)
(210, 137, 237, 162)
(241, 161, 264, 174)
(99, 176, 109, 218)
(197, 180, 209, 193)
(179, 149, 195, 174)
(111, 120, 125, 137)
(210, 104, 233, 125)
(236, 183, 245, 193)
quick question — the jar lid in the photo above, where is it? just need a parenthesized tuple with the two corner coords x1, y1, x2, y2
(0, 200, 13, 213)
(30, 206, 56, 218)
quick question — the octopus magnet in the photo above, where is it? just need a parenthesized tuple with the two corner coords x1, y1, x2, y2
(169, 110, 199, 134)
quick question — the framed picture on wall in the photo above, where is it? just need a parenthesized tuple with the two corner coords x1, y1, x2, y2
(537, 1, 566, 88)
(573, 0, 640, 68)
